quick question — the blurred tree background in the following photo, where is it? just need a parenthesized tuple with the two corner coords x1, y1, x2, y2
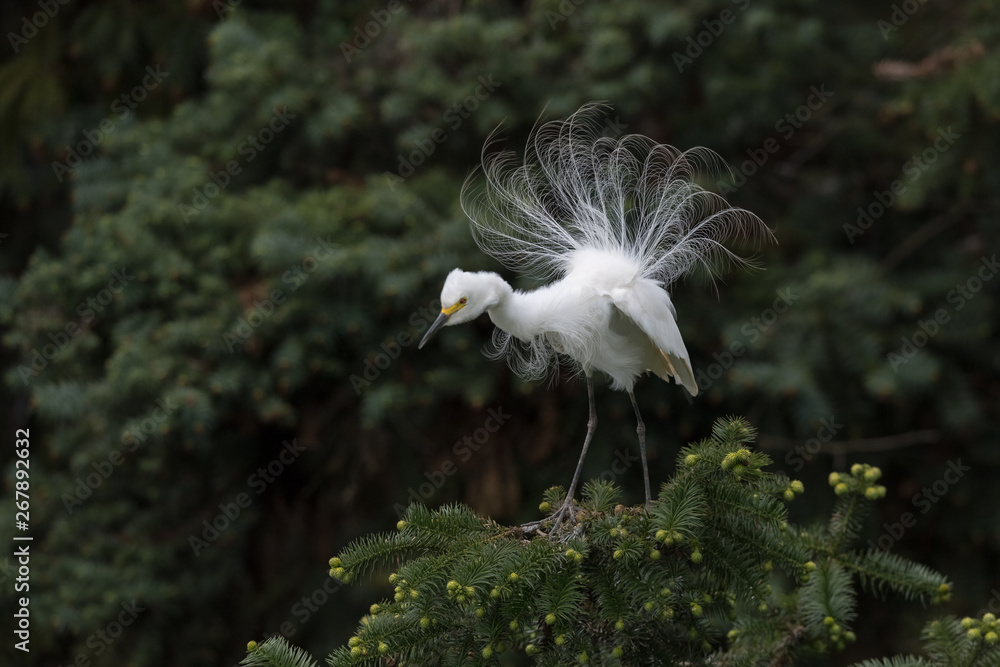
(0, 0, 997, 665)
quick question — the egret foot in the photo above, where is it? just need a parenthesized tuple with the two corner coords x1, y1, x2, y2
(546, 500, 578, 540)
(518, 499, 582, 541)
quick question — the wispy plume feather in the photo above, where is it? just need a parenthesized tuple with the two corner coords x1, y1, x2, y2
(461, 101, 773, 286)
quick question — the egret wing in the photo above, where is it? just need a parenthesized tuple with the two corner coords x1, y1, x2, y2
(610, 281, 699, 396)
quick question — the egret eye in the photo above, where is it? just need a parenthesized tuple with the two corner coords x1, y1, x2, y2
(459, 298, 467, 305)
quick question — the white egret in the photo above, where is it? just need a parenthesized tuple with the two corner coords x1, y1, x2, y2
(419, 102, 770, 530)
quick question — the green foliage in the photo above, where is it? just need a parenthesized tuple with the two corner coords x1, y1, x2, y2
(242, 637, 320, 667)
(244, 417, 950, 666)
(850, 613, 1000, 667)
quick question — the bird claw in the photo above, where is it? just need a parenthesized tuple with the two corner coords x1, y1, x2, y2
(518, 499, 582, 541)
(545, 501, 581, 542)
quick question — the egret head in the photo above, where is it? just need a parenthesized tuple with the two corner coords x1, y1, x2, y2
(418, 269, 503, 348)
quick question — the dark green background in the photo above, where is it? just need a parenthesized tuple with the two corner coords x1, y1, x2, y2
(1, 0, 997, 664)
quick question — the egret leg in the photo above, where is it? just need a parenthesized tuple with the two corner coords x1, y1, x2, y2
(549, 374, 597, 536)
(628, 391, 652, 509)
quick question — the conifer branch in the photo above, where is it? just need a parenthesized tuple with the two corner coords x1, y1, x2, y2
(242, 417, 963, 666)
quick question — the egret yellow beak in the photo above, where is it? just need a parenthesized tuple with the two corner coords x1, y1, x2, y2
(418, 300, 466, 349)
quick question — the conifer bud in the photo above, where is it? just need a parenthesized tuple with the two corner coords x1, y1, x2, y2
(555, 634, 566, 645)
(685, 454, 698, 466)
(328, 557, 341, 567)
(613, 646, 624, 658)
(545, 613, 557, 625)
(650, 549, 661, 560)
(396, 520, 407, 530)
(525, 644, 538, 656)
(864, 484, 886, 499)
(834, 482, 849, 495)
(691, 549, 703, 563)
(828, 472, 840, 486)
(615, 618, 625, 631)
(247, 641, 258, 651)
